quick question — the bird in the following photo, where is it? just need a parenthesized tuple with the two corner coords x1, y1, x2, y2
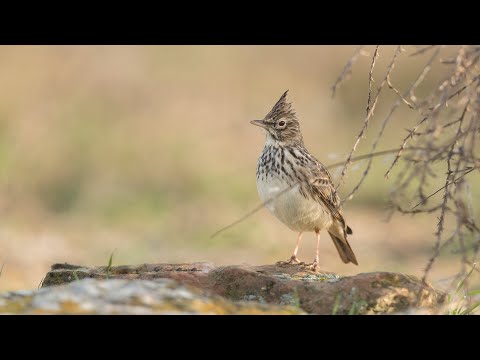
(251, 90, 358, 270)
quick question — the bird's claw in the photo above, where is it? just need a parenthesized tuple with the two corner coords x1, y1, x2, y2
(304, 260, 319, 271)
(276, 255, 305, 266)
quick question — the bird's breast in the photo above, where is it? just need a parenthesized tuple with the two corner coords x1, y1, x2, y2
(256, 157, 332, 232)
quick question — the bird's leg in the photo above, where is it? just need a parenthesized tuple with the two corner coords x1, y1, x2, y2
(276, 232, 304, 265)
(289, 232, 304, 263)
(305, 231, 320, 271)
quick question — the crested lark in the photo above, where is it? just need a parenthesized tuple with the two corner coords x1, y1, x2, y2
(251, 91, 358, 269)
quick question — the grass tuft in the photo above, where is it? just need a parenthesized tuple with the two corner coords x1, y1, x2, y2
(105, 249, 116, 280)
(447, 263, 480, 315)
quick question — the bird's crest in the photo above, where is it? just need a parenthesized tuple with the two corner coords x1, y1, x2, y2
(265, 90, 296, 121)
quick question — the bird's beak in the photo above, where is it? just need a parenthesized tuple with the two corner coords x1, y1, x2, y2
(250, 120, 268, 129)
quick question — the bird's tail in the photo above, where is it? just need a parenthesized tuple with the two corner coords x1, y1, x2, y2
(328, 228, 358, 265)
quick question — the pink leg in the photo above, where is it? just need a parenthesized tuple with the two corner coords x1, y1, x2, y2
(313, 231, 320, 268)
(291, 232, 304, 261)
(276, 232, 304, 265)
(306, 231, 320, 271)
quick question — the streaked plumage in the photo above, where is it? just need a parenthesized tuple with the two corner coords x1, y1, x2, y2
(251, 91, 358, 267)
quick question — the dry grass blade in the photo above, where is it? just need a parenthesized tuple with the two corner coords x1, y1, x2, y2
(106, 249, 116, 279)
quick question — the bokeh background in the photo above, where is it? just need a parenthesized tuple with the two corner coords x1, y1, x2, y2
(0, 45, 478, 292)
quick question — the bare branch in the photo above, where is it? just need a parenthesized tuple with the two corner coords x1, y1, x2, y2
(422, 106, 468, 282)
(412, 167, 475, 210)
(331, 46, 365, 98)
(409, 45, 437, 57)
(336, 46, 402, 189)
(387, 76, 416, 109)
(384, 116, 429, 179)
(366, 46, 380, 116)
(334, 45, 479, 284)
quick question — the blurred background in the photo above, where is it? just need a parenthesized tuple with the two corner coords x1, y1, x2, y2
(0, 45, 478, 292)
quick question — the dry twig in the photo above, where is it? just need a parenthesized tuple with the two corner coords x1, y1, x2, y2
(334, 45, 480, 282)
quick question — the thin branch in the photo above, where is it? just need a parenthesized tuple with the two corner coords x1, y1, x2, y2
(326, 147, 424, 169)
(211, 199, 273, 239)
(422, 109, 467, 282)
(384, 116, 429, 179)
(409, 47, 442, 104)
(344, 47, 445, 203)
(395, 203, 445, 215)
(412, 168, 475, 210)
(337, 46, 401, 189)
(412, 105, 472, 209)
(331, 46, 365, 98)
(341, 100, 400, 204)
(413, 117, 462, 136)
(447, 74, 480, 101)
(387, 76, 415, 109)
(421, 164, 453, 282)
(329, 45, 479, 286)
(366, 46, 380, 117)
(409, 45, 437, 57)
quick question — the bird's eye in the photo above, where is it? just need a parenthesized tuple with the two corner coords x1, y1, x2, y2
(278, 120, 286, 127)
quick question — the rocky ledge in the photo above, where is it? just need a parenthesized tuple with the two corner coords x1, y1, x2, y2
(0, 262, 441, 314)
(0, 278, 303, 315)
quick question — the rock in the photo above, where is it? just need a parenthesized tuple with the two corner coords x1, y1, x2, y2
(41, 262, 446, 314)
(0, 278, 304, 314)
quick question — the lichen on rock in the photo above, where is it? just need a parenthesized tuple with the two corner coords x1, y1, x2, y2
(36, 262, 446, 314)
(0, 278, 304, 315)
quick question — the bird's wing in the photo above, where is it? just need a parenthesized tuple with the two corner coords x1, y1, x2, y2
(299, 158, 347, 230)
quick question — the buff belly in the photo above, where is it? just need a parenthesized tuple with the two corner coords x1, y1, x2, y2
(256, 176, 333, 233)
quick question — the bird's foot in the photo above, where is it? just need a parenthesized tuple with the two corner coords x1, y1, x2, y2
(276, 255, 304, 266)
(304, 260, 319, 271)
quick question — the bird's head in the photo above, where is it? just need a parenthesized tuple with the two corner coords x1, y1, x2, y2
(250, 90, 303, 145)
